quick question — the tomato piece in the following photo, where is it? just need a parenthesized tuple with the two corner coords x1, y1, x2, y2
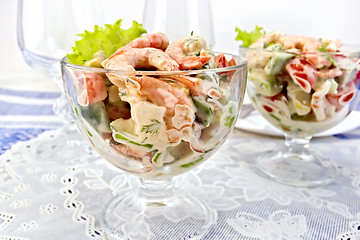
(214, 54, 237, 80)
(74, 71, 107, 106)
(285, 59, 317, 93)
(215, 53, 236, 68)
(326, 82, 356, 108)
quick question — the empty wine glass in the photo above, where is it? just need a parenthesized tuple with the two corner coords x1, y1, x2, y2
(17, 0, 104, 161)
(142, 0, 215, 47)
(240, 40, 360, 187)
(61, 52, 247, 239)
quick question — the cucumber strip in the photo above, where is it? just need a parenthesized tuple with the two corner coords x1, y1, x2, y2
(111, 129, 153, 151)
(151, 151, 165, 167)
(264, 52, 293, 75)
(180, 155, 205, 168)
(79, 101, 111, 134)
(220, 101, 237, 129)
(192, 95, 214, 127)
(249, 70, 283, 97)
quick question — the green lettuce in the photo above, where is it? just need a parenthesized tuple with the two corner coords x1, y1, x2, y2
(67, 19, 147, 65)
(235, 26, 266, 47)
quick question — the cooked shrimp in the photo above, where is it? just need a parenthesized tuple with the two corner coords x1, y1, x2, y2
(317, 68, 344, 79)
(278, 35, 320, 51)
(102, 47, 179, 71)
(250, 31, 281, 49)
(128, 32, 169, 50)
(277, 35, 336, 68)
(324, 38, 342, 52)
(165, 36, 211, 70)
(166, 75, 203, 93)
(103, 47, 180, 88)
(126, 76, 195, 140)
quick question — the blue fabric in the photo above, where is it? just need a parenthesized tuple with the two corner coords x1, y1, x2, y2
(0, 88, 60, 98)
(0, 100, 55, 115)
(0, 87, 61, 155)
(333, 133, 360, 139)
(0, 128, 48, 155)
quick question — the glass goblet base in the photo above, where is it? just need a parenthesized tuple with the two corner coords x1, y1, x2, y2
(100, 179, 215, 240)
(254, 150, 338, 187)
(254, 136, 338, 187)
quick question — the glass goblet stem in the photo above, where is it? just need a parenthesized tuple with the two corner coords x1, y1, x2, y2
(139, 178, 174, 204)
(284, 135, 312, 158)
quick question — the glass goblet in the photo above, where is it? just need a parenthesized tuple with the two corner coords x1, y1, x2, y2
(240, 46, 360, 187)
(61, 53, 247, 239)
(17, 0, 104, 161)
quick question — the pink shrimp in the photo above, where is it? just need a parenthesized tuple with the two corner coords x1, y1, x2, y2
(103, 47, 180, 88)
(102, 47, 179, 71)
(250, 31, 281, 48)
(128, 32, 169, 50)
(165, 75, 203, 93)
(324, 38, 342, 52)
(128, 75, 194, 132)
(165, 36, 211, 70)
(317, 68, 344, 79)
(278, 35, 320, 51)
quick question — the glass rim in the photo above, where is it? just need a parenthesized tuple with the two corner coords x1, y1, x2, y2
(61, 51, 248, 76)
(239, 44, 360, 56)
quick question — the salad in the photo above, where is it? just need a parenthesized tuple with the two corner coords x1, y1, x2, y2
(63, 20, 245, 178)
(238, 29, 360, 137)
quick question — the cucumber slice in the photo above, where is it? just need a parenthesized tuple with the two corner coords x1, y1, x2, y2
(264, 52, 293, 75)
(192, 95, 214, 127)
(180, 154, 205, 168)
(79, 101, 110, 133)
(249, 69, 283, 97)
(110, 120, 154, 152)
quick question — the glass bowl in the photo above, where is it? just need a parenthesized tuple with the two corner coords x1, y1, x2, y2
(61, 53, 247, 239)
(240, 45, 360, 187)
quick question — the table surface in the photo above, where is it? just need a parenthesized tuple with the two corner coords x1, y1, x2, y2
(1, 72, 360, 240)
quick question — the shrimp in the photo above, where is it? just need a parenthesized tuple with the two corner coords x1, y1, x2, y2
(317, 68, 344, 79)
(128, 32, 169, 50)
(278, 35, 320, 51)
(102, 47, 180, 71)
(133, 76, 193, 124)
(278, 34, 337, 68)
(103, 47, 180, 88)
(324, 38, 342, 52)
(250, 31, 281, 48)
(126, 76, 195, 142)
(165, 75, 203, 93)
(165, 36, 211, 70)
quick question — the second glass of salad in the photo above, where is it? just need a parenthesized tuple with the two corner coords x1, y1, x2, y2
(238, 28, 360, 187)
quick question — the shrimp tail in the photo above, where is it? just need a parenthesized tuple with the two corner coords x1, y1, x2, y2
(167, 75, 204, 93)
(179, 52, 211, 70)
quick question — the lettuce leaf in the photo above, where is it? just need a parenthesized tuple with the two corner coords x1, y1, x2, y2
(67, 19, 147, 65)
(235, 26, 266, 47)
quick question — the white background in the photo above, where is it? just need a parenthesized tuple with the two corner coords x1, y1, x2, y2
(1, 0, 359, 80)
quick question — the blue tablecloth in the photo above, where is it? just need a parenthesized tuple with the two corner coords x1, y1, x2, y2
(0, 88, 61, 154)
